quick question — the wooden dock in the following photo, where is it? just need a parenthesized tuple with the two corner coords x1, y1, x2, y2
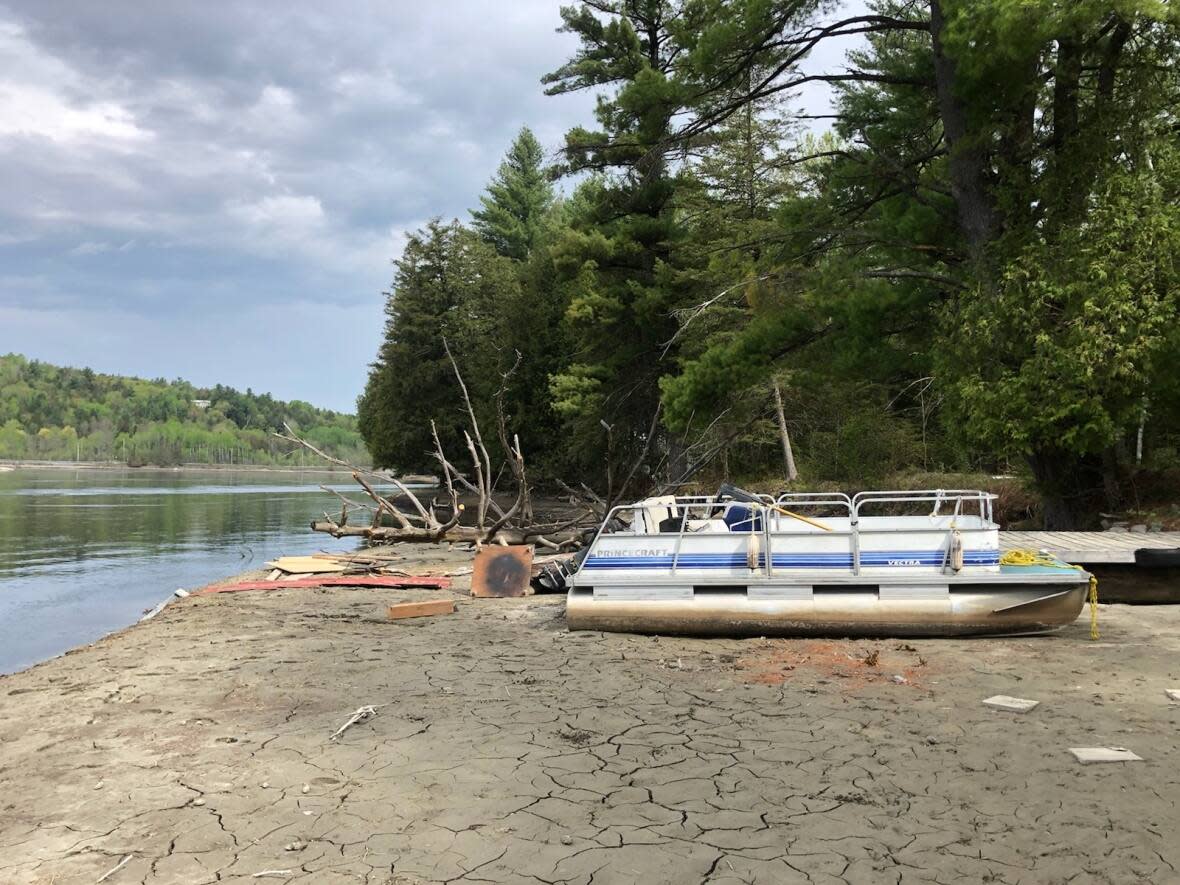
(1000, 531, 1180, 564)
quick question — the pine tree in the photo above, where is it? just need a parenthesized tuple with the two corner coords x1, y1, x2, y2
(358, 220, 520, 470)
(542, 2, 693, 485)
(471, 127, 553, 261)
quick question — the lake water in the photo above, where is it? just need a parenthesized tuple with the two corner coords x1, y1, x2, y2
(0, 467, 374, 674)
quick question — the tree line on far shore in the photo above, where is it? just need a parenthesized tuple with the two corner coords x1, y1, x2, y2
(358, 1, 1180, 528)
(0, 354, 366, 467)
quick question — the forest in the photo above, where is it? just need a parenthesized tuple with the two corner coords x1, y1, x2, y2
(358, 0, 1180, 529)
(0, 353, 366, 466)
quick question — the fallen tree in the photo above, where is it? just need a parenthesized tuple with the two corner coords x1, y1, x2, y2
(278, 343, 598, 550)
(280, 338, 746, 549)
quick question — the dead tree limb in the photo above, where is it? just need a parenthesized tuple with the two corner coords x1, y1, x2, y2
(277, 347, 596, 548)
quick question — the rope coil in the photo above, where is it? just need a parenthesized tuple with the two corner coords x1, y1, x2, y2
(1000, 548, 1099, 640)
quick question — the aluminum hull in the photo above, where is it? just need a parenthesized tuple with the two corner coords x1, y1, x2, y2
(566, 579, 1088, 637)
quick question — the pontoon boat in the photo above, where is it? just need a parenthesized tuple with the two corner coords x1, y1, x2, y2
(565, 488, 1090, 636)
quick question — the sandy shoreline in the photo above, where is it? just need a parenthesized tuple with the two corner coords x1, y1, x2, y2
(1, 544, 1179, 884)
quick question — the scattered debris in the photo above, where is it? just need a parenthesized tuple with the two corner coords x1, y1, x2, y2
(266, 569, 283, 581)
(557, 728, 595, 747)
(1069, 747, 1142, 764)
(300, 784, 309, 794)
(174, 588, 190, 598)
(193, 798, 206, 806)
(560, 835, 573, 845)
(863, 649, 880, 667)
(139, 600, 169, 622)
(890, 674, 908, 684)
(471, 545, 534, 598)
(281, 345, 596, 550)
(285, 840, 306, 851)
(253, 870, 294, 878)
(982, 695, 1040, 713)
(198, 575, 451, 595)
(265, 556, 350, 574)
(329, 705, 380, 741)
(388, 599, 456, 621)
(1166, 689, 1180, 702)
(95, 854, 133, 883)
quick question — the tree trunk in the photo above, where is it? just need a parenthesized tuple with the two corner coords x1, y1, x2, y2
(1027, 450, 1084, 530)
(929, 0, 997, 260)
(1101, 446, 1124, 511)
(1136, 396, 1148, 465)
(310, 520, 582, 549)
(771, 379, 798, 482)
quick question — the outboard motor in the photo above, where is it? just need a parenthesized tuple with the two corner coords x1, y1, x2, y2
(533, 536, 594, 593)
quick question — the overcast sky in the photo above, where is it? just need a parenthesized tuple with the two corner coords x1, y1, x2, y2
(0, 1, 856, 413)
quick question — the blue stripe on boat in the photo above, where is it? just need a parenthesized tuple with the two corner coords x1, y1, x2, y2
(583, 549, 1000, 569)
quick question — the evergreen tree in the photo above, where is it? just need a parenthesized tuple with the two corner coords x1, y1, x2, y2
(542, 2, 694, 486)
(471, 127, 554, 261)
(357, 220, 521, 471)
(656, 0, 1180, 524)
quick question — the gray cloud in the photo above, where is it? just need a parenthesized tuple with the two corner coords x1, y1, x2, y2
(0, 1, 856, 411)
(0, 1, 596, 409)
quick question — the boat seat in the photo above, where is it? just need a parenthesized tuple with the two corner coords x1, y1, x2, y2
(687, 518, 730, 533)
(722, 504, 763, 533)
(636, 495, 678, 534)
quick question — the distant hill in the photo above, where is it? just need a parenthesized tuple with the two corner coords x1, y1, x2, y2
(0, 353, 367, 467)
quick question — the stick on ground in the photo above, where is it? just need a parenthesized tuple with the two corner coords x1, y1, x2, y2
(95, 854, 132, 883)
(329, 705, 380, 741)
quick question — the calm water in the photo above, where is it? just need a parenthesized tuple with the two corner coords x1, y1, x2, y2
(0, 467, 376, 674)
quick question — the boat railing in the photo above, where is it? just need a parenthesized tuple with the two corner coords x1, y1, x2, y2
(773, 491, 853, 516)
(852, 489, 996, 524)
(582, 489, 1000, 580)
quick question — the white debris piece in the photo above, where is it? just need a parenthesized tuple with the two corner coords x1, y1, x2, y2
(1068, 747, 1142, 764)
(1165, 689, 1180, 702)
(139, 600, 169, 622)
(982, 695, 1039, 713)
(328, 704, 380, 741)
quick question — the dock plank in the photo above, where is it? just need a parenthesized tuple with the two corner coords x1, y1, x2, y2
(999, 531, 1180, 564)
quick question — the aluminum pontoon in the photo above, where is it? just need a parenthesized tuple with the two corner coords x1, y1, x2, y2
(565, 488, 1091, 637)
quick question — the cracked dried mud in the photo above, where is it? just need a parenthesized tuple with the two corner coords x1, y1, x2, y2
(2, 546, 1179, 884)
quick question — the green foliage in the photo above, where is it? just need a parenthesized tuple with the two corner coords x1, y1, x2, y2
(353, 0, 1180, 525)
(661, 309, 818, 431)
(940, 152, 1180, 457)
(541, 2, 695, 478)
(357, 220, 523, 471)
(0, 353, 365, 466)
(471, 127, 554, 260)
(643, 0, 1180, 523)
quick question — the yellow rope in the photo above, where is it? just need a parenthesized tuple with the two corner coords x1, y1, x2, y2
(1000, 548, 1099, 640)
(1088, 573, 1099, 641)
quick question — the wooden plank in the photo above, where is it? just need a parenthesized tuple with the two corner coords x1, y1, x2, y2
(198, 576, 452, 595)
(265, 556, 350, 574)
(388, 599, 455, 620)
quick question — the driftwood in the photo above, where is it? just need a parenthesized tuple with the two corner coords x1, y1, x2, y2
(279, 339, 741, 549)
(278, 342, 597, 550)
(329, 704, 381, 741)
